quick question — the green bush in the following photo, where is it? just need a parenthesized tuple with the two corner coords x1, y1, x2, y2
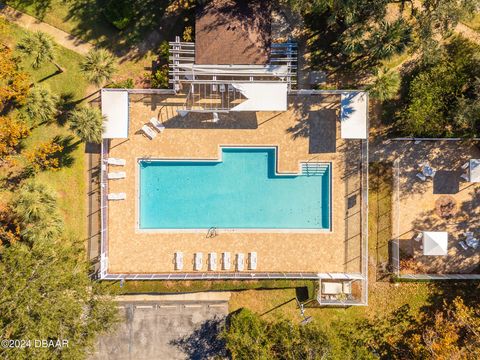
(149, 65, 169, 89)
(105, 78, 134, 89)
(103, 0, 133, 30)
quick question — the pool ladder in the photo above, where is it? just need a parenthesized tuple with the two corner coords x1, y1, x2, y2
(206, 227, 217, 238)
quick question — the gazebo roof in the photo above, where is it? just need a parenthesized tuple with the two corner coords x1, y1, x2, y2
(195, 0, 271, 65)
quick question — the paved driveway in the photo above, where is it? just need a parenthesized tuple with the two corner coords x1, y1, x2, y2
(90, 297, 229, 360)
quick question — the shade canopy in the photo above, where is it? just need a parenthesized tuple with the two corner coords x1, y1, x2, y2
(101, 89, 129, 139)
(230, 83, 287, 111)
(423, 231, 448, 256)
(469, 159, 480, 182)
(340, 91, 368, 139)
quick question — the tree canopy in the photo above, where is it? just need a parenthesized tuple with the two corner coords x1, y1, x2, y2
(69, 106, 105, 143)
(0, 46, 30, 112)
(80, 49, 117, 87)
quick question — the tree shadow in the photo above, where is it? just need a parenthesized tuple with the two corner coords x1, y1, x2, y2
(52, 134, 80, 168)
(170, 316, 227, 360)
(4, 0, 53, 20)
(0, 167, 35, 191)
(56, 92, 76, 126)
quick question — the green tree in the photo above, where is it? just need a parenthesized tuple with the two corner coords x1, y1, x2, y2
(0, 235, 119, 360)
(80, 49, 117, 87)
(10, 180, 63, 243)
(69, 106, 105, 143)
(367, 68, 401, 102)
(23, 85, 59, 127)
(16, 31, 63, 73)
(221, 308, 331, 359)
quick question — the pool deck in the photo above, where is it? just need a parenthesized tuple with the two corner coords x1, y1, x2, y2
(105, 93, 365, 274)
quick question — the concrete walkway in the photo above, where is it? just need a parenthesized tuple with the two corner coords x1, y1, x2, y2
(0, 4, 93, 55)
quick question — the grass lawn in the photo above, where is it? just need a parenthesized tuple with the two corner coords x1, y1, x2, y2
(1, 19, 88, 238)
(229, 162, 433, 329)
(462, 12, 480, 31)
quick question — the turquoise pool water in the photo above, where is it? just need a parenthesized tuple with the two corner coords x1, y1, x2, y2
(139, 148, 331, 229)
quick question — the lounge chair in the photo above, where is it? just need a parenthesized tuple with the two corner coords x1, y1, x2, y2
(107, 171, 126, 180)
(416, 173, 426, 181)
(175, 252, 183, 270)
(141, 124, 157, 139)
(248, 252, 257, 270)
(222, 252, 231, 270)
(209, 253, 217, 271)
(106, 157, 126, 166)
(461, 173, 469, 181)
(414, 233, 423, 242)
(461, 162, 470, 170)
(236, 253, 244, 271)
(107, 192, 126, 200)
(459, 241, 468, 251)
(194, 252, 203, 271)
(149, 117, 165, 132)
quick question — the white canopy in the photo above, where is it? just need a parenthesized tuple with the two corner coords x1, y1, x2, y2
(469, 159, 480, 182)
(340, 91, 368, 139)
(101, 89, 129, 139)
(423, 231, 448, 256)
(230, 83, 287, 111)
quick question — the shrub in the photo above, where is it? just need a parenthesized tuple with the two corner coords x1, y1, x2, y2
(26, 140, 63, 172)
(105, 78, 134, 89)
(149, 65, 169, 89)
(103, 0, 133, 30)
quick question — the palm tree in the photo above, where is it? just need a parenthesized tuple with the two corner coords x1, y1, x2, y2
(69, 106, 105, 143)
(11, 180, 63, 243)
(23, 85, 59, 127)
(16, 31, 64, 73)
(80, 49, 117, 87)
(367, 68, 401, 102)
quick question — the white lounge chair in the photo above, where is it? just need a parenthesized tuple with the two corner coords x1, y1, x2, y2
(459, 241, 468, 251)
(236, 253, 244, 271)
(108, 171, 126, 180)
(462, 162, 470, 170)
(149, 117, 165, 132)
(248, 252, 257, 270)
(461, 173, 469, 181)
(416, 173, 426, 181)
(414, 233, 423, 242)
(107, 192, 126, 200)
(222, 252, 231, 270)
(209, 253, 217, 271)
(141, 124, 157, 139)
(194, 252, 203, 271)
(106, 157, 126, 166)
(175, 252, 183, 270)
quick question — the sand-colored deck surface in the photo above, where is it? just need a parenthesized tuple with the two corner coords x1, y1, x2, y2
(104, 93, 364, 274)
(394, 141, 480, 274)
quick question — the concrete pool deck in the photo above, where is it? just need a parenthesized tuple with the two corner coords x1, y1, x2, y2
(104, 93, 365, 275)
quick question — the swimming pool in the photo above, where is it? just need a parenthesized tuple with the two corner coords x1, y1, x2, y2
(139, 147, 331, 230)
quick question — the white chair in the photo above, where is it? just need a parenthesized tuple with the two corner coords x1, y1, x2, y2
(194, 252, 203, 271)
(107, 193, 126, 200)
(416, 173, 426, 181)
(461, 162, 470, 170)
(461, 173, 469, 181)
(106, 158, 126, 166)
(175, 252, 183, 270)
(236, 253, 244, 271)
(149, 117, 165, 132)
(209, 253, 217, 271)
(222, 252, 231, 270)
(414, 233, 423, 242)
(141, 124, 157, 139)
(107, 171, 126, 180)
(459, 241, 468, 251)
(248, 252, 257, 270)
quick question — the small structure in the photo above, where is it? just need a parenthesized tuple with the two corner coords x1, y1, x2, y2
(340, 92, 368, 139)
(101, 89, 129, 139)
(469, 159, 480, 182)
(422, 231, 448, 256)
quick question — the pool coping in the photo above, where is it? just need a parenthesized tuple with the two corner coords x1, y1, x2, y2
(134, 145, 333, 234)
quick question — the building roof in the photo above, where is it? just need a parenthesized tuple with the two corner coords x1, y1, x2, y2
(423, 231, 448, 256)
(101, 89, 129, 139)
(195, 0, 271, 65)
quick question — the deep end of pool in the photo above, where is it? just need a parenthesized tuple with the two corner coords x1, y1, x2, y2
(139, 147, 331, 230)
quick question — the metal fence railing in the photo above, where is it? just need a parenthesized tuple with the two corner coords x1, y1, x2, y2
(99, 139, 109, 279)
